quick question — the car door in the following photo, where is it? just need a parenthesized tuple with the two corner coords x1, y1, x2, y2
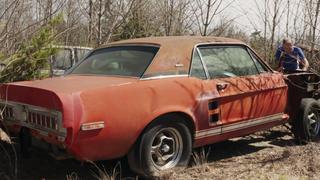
(191, 44, 287, 140)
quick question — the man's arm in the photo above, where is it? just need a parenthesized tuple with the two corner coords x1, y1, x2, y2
(297, 47, 309, 71)
(301, 58, 309, 71)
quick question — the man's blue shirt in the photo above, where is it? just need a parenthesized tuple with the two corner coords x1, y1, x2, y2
(275, 46, 305, 70)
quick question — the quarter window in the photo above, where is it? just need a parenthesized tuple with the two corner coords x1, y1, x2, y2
(198, 46, 259, 78)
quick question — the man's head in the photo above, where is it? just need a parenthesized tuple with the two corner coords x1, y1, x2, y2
(282, 38, 294, 53)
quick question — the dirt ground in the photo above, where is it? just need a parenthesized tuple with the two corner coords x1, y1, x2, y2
(1, 125, 319, 180)
(164, 126, 320, 180)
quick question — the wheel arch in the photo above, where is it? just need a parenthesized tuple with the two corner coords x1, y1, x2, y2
(146, 112, 196, 140)
(130, 111, 196, 153)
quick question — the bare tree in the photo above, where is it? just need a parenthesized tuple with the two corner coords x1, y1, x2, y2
(286, 0, 290, 37)
(252, 0, 285, 63)
(268, 0, 286, 62)
(308, 0, 320, 59)
(62, 0, 85, 45)
(82, 0, 137, 46)
(0, 0, 66, 56)
(88, 0, 93, 45)
(151, 0, 192, 36)
(191, 0, 234, 36)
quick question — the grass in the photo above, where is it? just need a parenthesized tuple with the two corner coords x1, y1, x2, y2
(191, 146, 211, 166)
(66, 161, 139, 180)
(90, 161, 122, 180)
(1, 115, 319, 180)
(64, 146, 213, 180)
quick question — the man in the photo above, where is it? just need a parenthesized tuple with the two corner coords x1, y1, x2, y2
(275, 38, 309, 72)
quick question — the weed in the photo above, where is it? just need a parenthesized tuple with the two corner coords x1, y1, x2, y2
(191, 146, 211, 166)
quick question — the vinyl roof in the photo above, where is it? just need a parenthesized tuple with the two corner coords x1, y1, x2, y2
(105, 36, 244, 47)
(99, 36, 247, 77)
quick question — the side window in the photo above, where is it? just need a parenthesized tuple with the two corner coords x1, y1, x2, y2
(198, 46, 259, 78)
(190, 49, 207, 79)
(248, 49, 269, 73)
(52, 49, 73, 70)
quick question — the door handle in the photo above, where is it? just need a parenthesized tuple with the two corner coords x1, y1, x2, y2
(217, 83, 229, 92)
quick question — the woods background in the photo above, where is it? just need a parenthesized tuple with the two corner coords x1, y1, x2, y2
(0, 0, 320, 72)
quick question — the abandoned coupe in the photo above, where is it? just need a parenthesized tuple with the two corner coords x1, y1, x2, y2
(0, 36, 319, 177)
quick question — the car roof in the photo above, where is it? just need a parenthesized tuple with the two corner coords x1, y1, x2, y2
(98, 36, 247, 78)
(106, 36, 244, 47)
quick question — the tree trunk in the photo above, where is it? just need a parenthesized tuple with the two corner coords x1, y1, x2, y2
(97, 0, 102, 46)
(203, 0, 211, 36)
(269, 0, 278, 63)
(88, 0, 93, 45)
(310, 0, 320, 60)
(264, 0, 268, 61)
(286, 0, 289, 37)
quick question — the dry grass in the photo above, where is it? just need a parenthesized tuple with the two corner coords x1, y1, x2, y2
(90, 161, 122, 180)
(0, 127, 12, 144)
(1, 125, 320, 180)
(65, 161, 139, 180)
(161, 126, 320, 180)
(66, 172, 80, 180)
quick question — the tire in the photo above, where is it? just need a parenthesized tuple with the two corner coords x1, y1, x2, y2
(128, 118, 192, 177)
(20, 128, 31, 157)
(292, 98, 320, 144)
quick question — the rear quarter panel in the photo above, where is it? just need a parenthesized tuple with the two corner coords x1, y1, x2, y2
(70, 77, 208, 160)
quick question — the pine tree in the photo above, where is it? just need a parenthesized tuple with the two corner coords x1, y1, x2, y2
(0, 15, 63, 83)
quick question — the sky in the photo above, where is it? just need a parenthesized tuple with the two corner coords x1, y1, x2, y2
(229, 0, 260, 32)
(223, 0, 307, 39)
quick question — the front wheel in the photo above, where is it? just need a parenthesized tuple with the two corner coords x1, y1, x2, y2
(128, 119, 192, 177)
(292, 98, 320, 144)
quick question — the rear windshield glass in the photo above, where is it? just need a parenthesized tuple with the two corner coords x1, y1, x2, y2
(70, 46, 159, 77)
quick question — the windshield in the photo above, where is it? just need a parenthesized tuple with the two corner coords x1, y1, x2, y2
(70, 46, 159, 77)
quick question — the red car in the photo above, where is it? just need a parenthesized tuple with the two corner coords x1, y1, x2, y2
(0, 36, 319, 177)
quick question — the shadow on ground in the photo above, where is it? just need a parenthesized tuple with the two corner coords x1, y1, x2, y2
(193, 125, 295, 164)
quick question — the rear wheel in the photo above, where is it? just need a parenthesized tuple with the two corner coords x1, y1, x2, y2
(128, 118, 192, 177)
(292, 98, 320, 144)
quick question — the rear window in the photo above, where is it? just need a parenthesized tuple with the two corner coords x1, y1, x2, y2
(70, 46, 159, 77)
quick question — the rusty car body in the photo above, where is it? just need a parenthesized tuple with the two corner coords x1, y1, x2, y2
(0, 36, 319, 177)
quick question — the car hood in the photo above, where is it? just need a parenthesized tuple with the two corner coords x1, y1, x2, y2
(9, 75, 139, 94)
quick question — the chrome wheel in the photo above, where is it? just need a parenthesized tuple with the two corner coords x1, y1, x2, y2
(150, 127, 183, 170)
(307, 109, 320, 137)
(128, 120, 192, 177)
